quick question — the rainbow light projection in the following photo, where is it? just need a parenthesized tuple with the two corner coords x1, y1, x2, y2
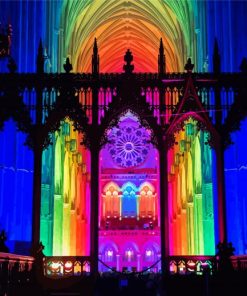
(1, 0, 247, 257)
(40, 119, 90, 256)
(167, 118, 216, 255)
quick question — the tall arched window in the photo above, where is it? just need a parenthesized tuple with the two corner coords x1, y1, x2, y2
(139, 183, 156, 219)
(103, 182, 120, 218)
(144, 247, 156, 262)
(124, 247, 135, 262)
(122, 183, 137, 218)
(103, 246, 116, 263)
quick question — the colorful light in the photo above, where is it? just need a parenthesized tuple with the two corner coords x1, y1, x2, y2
(99, 112, 160, 271)
(40, 119, 90, 256)
(168, 119, 216, 255)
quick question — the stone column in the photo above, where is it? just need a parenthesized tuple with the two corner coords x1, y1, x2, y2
(32, 81, 43, 252)
(137, 254, 141, 272)
(159, 141, 169, 274)
(32, 141, 43, 250)
(90, 145, 100, 274)
(116, 254, 121, 272)
(216, 140, 227, 243)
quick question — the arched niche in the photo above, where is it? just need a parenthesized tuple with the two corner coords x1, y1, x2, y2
(167, 118, 216, 255)
(102, 182, 121, 219)
(40, 118, 91, 256)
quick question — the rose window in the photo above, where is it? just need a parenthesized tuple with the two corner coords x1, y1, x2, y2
(107, 125, 150, 167)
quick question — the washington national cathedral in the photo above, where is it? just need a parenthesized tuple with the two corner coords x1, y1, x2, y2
(0, 0, 247, 288)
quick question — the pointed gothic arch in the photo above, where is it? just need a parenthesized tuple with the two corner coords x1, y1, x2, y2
(40, 115, 91, 256)
(139, 182, 156, 220)
(165, 75, 220, 255)
(121, 182, 138, 218)
(99, 97, 163, 148)
(41, 96, 90, 149)
(102, 182, 121, 219)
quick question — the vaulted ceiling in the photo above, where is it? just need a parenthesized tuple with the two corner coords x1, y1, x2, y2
(60, 0, 196, 72)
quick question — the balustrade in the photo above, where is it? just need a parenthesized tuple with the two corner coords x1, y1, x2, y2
(0, 252, 34, 292)
(43, 256, 91, 278)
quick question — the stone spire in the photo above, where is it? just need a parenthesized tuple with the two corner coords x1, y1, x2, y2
(158, 38, 166, 75)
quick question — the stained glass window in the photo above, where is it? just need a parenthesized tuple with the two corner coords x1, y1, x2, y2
(108, 125, 150, 168)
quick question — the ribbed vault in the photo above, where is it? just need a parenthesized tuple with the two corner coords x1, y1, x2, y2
(60, 0, 196, 72)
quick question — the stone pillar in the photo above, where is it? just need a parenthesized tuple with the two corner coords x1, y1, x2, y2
(90, 145, 99, 274)
(116, 254, 121, 272)
(32, 142, 43, 250)
(98, 254, 102, 272)
(90, 79, 100, 274)
(216, 141, 227, 243)
(32, 81, 43, 252)
(137, 254, 141, 272)
(159, 141, 169, 274)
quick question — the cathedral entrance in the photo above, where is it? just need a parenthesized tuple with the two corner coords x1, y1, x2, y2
(98, 111, 161, 272)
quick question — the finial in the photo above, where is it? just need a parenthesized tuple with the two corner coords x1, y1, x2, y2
(93, 38, 98, 51)
(30, 241, 45, 258)
(38, 39, 43, 55)
(158, 38, 166, 75)
(160, 38, 164, 51)
(92, 38, 99, 75)
(36, 38, 44, 73)
(184, 58, 194, 73)
(63, 57, 73, 73)
(0, 230, 9, 253)
(123, 49, 134, 74)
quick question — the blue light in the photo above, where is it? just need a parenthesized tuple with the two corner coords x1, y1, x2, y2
(225, 118, 247, 254)
(0, 120, 33, 254)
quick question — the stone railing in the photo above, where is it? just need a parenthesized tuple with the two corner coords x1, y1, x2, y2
(230, 255, 247, 271)
(0, 251, 34, 274)
(0, 252, 34, 293)
(43, 256, 91, 278)
(166, 255, 216, 275)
